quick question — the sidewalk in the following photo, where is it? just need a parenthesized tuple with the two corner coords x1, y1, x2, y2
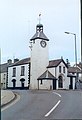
(1, 90, 15, 107)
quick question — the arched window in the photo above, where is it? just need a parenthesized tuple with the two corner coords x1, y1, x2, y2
(58, 76, 63, 88)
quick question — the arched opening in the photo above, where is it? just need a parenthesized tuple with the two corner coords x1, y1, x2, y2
(12, 79, 16, 88)
(58, 76, 63, 88)
(20, 78, 25, 88)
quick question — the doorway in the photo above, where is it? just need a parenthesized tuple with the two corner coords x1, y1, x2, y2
(58, 76, 63, 88)
(53, 80, 56, 90)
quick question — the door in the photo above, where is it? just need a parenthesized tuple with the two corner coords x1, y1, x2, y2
(12, 79, 16, 88)
(70, 77, 73, 89)
(53, 80, 56, 90)
(58, 76, 63, 88)
(21, 82, 24, 88)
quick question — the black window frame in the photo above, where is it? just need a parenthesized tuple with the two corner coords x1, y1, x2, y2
(12, 67, 16, 77)
(40, 80, 43, 84)
(63, 67, 65, 73)
(59, 66, 61, 73)
(21, 66, 25, 76)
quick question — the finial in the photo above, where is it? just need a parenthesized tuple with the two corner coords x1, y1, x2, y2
(39, 13, 41, 24)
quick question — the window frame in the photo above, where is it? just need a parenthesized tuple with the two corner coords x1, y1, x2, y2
(21, 66, 25, 76)
(59, 66, 61, 73)
(63, 67, 65, 73)
(12, 67, 16, 77)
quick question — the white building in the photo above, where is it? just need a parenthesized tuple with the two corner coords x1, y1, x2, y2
(30, 23, 49, 89)
(7, 58, 30, 89)
(37, 59, 76, 90)
(0, 59, 12, 89)
(29, 23, 76, 90)
(6, 22, 78, 90)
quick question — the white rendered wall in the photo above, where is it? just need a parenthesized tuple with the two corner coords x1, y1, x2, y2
(48, 62, 70, 89)
(8, 64, 29, 87)
(39, 80, 52, 90)
(30, 39, 49, 89)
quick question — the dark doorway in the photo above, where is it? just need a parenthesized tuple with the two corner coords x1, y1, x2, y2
(20, 78, 25, 88)
(12, 79, 16, 88)
(21, 82, 24, 88)
(70, 77, 73, 89)
(53, 80, 56, 90)
(58, 76, 63, 88)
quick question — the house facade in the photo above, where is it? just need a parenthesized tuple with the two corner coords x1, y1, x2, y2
(7, 58, 30, 89)
(0, 59, 12, 89)
(37, 59, 76, 90)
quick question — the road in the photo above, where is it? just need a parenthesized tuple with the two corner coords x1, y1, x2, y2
(1, 90, 82, 120)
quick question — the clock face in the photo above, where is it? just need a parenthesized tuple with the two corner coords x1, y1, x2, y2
(40, 40, 47, 48)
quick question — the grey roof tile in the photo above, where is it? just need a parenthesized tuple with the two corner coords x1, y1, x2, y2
(47, 59, 68, 68)
(37, 70, 57, 80)
(68, 67, 81, 73)
(9, 58, 30, 67)
(30, 31, 49, 41)
(0, 63, 8, 73)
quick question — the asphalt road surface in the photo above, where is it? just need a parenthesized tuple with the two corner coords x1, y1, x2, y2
(1, 90, 82, 120)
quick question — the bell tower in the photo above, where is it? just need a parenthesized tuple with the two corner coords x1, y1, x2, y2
(29, 16, 49, 89)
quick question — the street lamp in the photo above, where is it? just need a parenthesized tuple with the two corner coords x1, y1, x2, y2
(65, 32, 78, 82)
(64, 32, 77, 66)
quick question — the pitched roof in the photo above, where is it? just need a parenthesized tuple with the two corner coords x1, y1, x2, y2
(30, 31, 49, 41)
(68, 67, 81, 73)
(47, 59, 68, 68)
(67, 73, 76, 77)
(77, 63, 82, 69)
(0, 63, 8, 73)
(9, 58, 30, 67)
(37, 70, 57, 80)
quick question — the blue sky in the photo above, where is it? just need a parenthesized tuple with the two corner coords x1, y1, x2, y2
(0, 0, 81, 64)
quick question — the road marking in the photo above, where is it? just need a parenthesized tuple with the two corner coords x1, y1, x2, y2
(53, 92, 61, 98)
(45, 100, 61, 117)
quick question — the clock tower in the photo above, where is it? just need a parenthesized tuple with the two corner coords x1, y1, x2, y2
(29, 23, 49, 89)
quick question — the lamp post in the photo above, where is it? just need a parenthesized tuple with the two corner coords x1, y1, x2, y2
(65, 32, 77, 66)
(65, 32, 78, 81)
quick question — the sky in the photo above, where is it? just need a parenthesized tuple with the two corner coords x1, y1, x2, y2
(0, 0, 81, 64)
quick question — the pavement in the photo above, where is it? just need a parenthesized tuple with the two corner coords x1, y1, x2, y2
(1, 90, 15, 107)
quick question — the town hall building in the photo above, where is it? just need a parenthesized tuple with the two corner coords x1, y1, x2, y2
(6, 22, 77, 90)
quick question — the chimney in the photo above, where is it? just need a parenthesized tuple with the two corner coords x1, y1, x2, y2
(14, 58, 19, 63)
(7, 59, 12, 65)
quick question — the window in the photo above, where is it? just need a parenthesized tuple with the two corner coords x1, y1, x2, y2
(63, 67, 65, 73)
(40, 80, 43, 84)
(21, 66, 25, 76)
(59, 66, 61, 73)
(12, 68, 16, 77)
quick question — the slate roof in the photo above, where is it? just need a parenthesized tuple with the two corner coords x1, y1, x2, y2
(37, 70, 57, 80)
(30, 31, 49, 41)
(77, 63, 82, 69)
(68, 67, 81, 73)
(0, 63, 8, 73)
(9, 58, 30, 67)
(47, 59, 68, 68)
(67, 73, 76, 77)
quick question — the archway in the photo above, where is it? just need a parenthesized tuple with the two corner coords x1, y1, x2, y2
(58, 76, 63, 88)
(12, 79, 16, 88)
(20, 78, 25, 88)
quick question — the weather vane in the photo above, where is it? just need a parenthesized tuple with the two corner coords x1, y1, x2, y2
(39, 13, 41, 24)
